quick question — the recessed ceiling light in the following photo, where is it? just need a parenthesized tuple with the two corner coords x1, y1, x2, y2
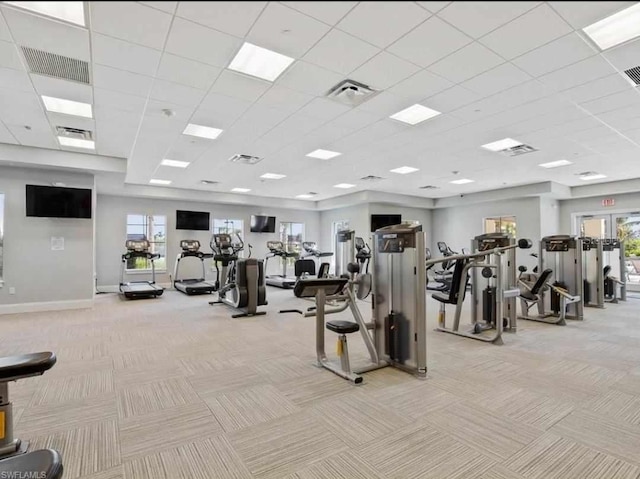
(389, 104, 441, 125)
(583, 2, 640, 50)
(5, 1, 85, 26)
(450, 178, 474, 185)
(42, 96, 92, 118)
(228, 42, 295, 82)
(334, 183, 356, 189)
(260, 173, 286, 180)
(296, 194, 314, 199)
(390, 166, 419, 175)
(150, 179, 172, 185)
(183, 123, 223, 140)
(58, 136, 94, 149)
(579, 173, 607, 181)
(481, 138, 522, 152)
(539, 159, 573, 169)
(161, 159, 190, 168)
(231, 187, 251, 193)
(306, 149, 342, 160)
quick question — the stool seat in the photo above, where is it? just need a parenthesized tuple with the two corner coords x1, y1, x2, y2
(326, 320, 359, 334)
(0, 352, 56, 381)
(0, 449, 63, 479)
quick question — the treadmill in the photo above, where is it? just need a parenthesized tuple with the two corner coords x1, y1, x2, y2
(119, 239, 165, 299)
(265, 240, 299, 289)
(173, 240, 216, 295)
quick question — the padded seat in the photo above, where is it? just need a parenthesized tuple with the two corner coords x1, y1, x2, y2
(0, 449, 63, 478)
(326, 320, 359, 334)
(519, 269, 553, 301)
(0, 352, 56, 381)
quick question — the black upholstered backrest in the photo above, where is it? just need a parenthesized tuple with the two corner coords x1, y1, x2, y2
(530, 268, 553, 295)
(603, 265, 611, 278)
(447, 259, 469, 302)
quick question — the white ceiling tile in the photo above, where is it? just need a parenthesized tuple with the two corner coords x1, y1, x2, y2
(428, 42, 504, 83)
(91, 1, 172, 50)
(165, 17, 242, 67)
(94, 88, 147, 116)
(548, 1, 634, 29)
(138, 2, 178, 14)
(1, 6, 89, 60)
(7, 124, 57, 148)
(388, 68, 454, 99)
(176, 2, 266, 37)
(461, 63, 531, 96)
(479, 4, 572, 60)
(0, 40, 23, 70)
(329, 120, 406, 152)
(303, 29, 380, 75)
(438, 2, 540, 39)
(331, 108, 380, 131)
(356, 90, 416, 117)
(144, 98, 196, 124)
(224, 105, 291, 139)
(210, 70, 271, 102)
(0, 88, 40, 111)
(538, 55, 616, 91)
(0, 66, 31, 91)
(416, 2, 451, 13)
(425, 85, 482, 113)
(559, 74, 632, 104)
(247, 3, 331, 58)
(92, 64, 153, 97)
(1, 107, 50, 130)
(255, 85, 313, 115)
(95, 104, 142, 126)
(0, 10, 11, 42)
(581, 90, 640, 115)
(277, 60, 344, 96)
(512, 33, 596, 78)
(603, 37, 640, 72)
(150, 79, 206, 108)
(387, 15, 472, 67)
(156, 53, 221, 90)
(91, 33, 161, 76)
(31, 74, 92, 103)
(351, 51, 421, 90)
(296, 97, 351, 121)
(336, 2, 430, 49)
(197, 93, 253, 127)
(0, 121, 18, 144)
(281, 1, 357, 25)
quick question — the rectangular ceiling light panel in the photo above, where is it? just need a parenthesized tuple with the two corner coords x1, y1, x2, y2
(5, 1, 85, 26)
(161, 159, 190, 168)
(228, 42, 294, 82)
(306, 149, 341, 160)
(481, 138, 522, 152)
(183, 123, 223, 139)
(42, 95, 92, 118)
(450, 178, 474, 185)
(150, 179, 172, 185)
(580, 173, 607, 181)
(231, 187, 251, 192)
(58, 136, 94, 149)
(260, 173, 286, 179)
(334, 183, 356, 189)
(583, 2, 640, 50)
(390, 166, 419, 174)
(390, 104, 441, 125)
(539, 159, 572, 168)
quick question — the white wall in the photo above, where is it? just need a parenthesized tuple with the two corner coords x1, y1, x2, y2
(559, 192, 640, 234)
(96, 194, 321, 286)
(0, 166, 94, 306)
(432, 197, 541, 269)
(539, 197, 560, 238)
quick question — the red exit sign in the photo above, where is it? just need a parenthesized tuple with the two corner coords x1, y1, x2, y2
(602, 198, 615, 207)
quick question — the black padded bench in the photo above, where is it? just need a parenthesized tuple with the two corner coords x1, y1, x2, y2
(0, 352, 57, 457)
(0, 449, 63, 478)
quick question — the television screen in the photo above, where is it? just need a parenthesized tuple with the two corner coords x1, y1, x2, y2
(371, 214, 402, 232)
(26, 185, 92, 218)
(250, 215, 276, 233)
(176, 210, 210, 231)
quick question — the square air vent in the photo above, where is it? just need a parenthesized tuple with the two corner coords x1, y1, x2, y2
(499, 144, 537, 157)
(419, 185, 439, 189)
(360, 175, 384, 181)
(200, 180, 219, 185)
(326, 79, 378, 107)
(624, 66, 640, 86)
(56, 126, 93, 140)
(21, 46, 90, 84)
(228, 154, 262, 165)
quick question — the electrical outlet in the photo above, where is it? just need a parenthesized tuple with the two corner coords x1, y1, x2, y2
(8, 287, 15, 295)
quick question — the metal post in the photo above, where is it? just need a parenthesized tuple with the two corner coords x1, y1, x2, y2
(316, 289, 327, 366)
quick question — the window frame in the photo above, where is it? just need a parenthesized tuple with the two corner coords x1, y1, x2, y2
(125, 214, 167, 273)
(279, 221, 305, 259)
(483, 215, 517, 237)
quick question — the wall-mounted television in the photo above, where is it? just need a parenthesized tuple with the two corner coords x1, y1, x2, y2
(370, 214, 402, 232)
(26, 185, 92, 219)
(176, 210, 210, 231)
(250, 215, 276, 233)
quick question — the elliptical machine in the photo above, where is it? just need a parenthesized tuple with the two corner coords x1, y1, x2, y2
(209, 233, 267, 318)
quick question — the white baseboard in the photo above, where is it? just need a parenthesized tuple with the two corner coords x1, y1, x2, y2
(0, 299, 94, 315)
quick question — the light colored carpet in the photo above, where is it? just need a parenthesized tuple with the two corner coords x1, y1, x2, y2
(2, 287, 640, 478)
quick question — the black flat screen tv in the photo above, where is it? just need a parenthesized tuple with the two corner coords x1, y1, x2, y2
(176, 210, 210, 231)
(26, 185, 92, 218)
(371, 214, 402, 232)
(250, 215, 276, 233)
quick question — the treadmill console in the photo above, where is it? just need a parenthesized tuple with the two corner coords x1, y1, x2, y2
(181, 240, 201, 252)
(126, 239, 150, 252)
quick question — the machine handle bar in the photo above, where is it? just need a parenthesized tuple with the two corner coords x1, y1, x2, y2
(425, 238, 531, 268)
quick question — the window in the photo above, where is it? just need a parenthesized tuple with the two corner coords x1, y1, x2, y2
(0, 193, 3, 284)
(484, 216, 516, 236)
(280, 222, 304, 260)
(212, 219, 244, 258)
(126, 214, 166, 271)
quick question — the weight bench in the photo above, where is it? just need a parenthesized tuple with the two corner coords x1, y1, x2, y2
(0, 449, 63, 478)
(0, 352, 57, 457)
(518, 269, 567, 325)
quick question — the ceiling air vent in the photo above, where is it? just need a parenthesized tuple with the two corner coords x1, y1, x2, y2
(326, 79, 378, 107)
(623, 66, 640, 86)
(360, 175, 384, 182)
(21, 46, 90, 84)
(56, 126, 93, 140)
(419, 185, 439, 189)
(228, 154, 262, 165)
(499, 144, 537, 157)
(200, 180, 219, 185)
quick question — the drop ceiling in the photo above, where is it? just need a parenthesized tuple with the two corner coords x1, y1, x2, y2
(0, 1, 639, 202)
